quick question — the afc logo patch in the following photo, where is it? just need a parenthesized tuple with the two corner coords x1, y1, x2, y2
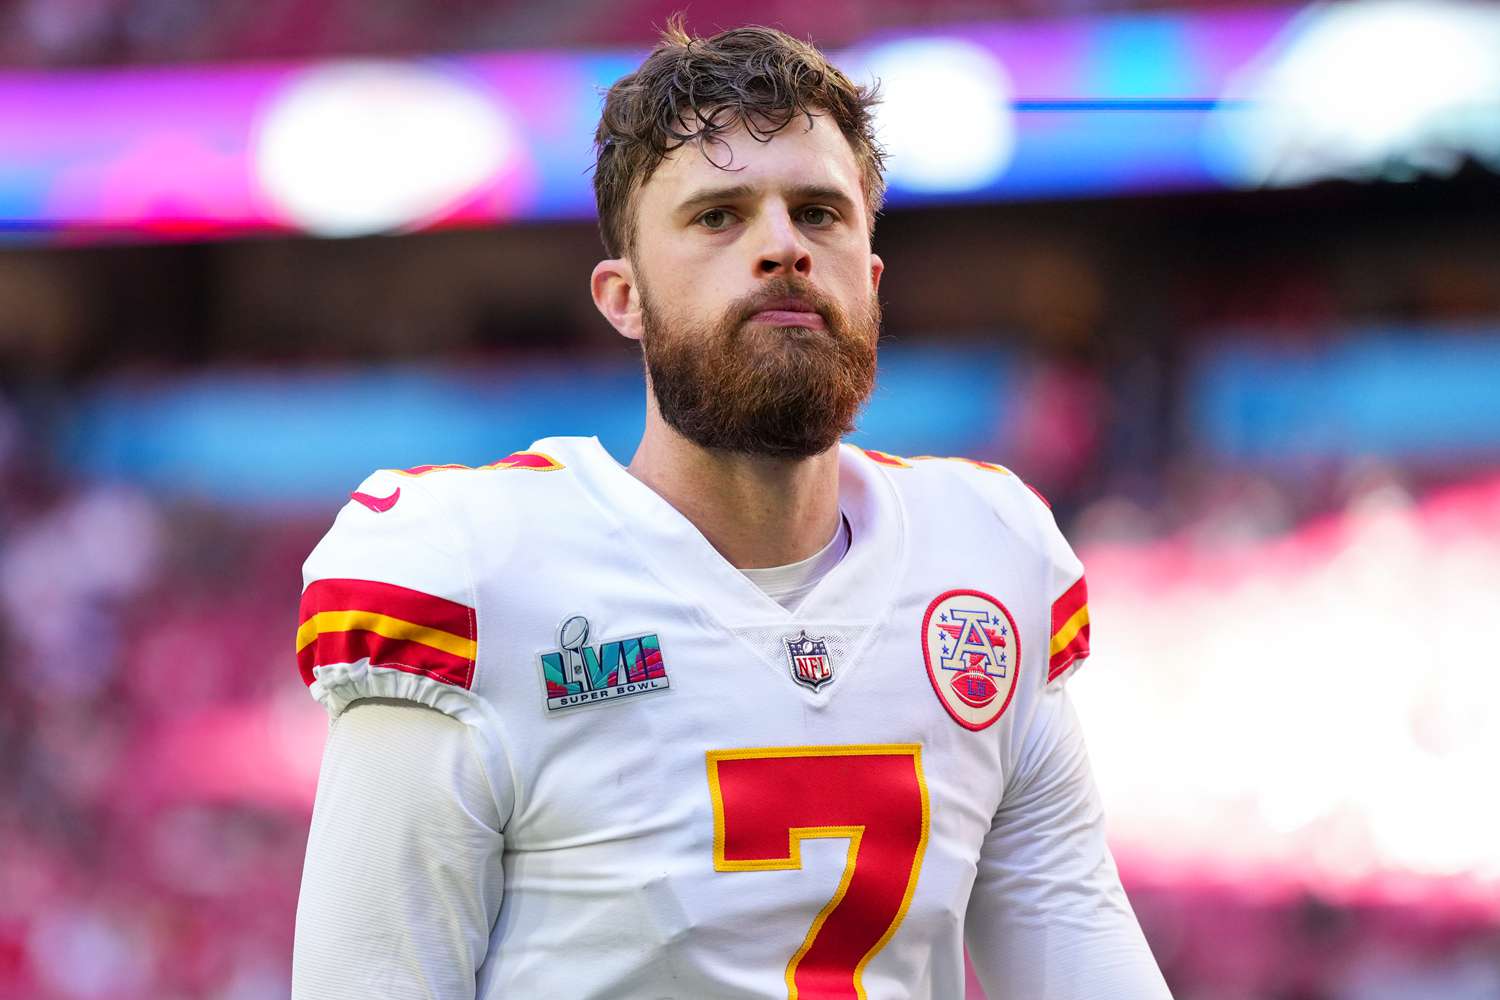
(921, 589, 1020, 731)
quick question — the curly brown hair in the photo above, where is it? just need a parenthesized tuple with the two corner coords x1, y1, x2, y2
(592, 18, 886, 259)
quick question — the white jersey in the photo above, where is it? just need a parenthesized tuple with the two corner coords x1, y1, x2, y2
(292, 436, 1169, 1000)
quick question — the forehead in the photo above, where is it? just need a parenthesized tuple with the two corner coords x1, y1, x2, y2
(639, 111, 864, 211)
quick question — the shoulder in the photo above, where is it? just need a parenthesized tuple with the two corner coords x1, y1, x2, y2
(296, 445, 570, 720)
(848, 444, 1063, 558)
(303, 448, 555, 577)
(370, 446, 571, 511)
(851, 445, 1091, 686)
(313, 445, 572, 554)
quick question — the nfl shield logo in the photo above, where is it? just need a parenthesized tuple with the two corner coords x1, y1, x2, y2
(783, 630, 834, 691)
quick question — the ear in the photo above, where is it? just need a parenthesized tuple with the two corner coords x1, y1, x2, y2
(591, 258, 643, 341)
(870, 252, 884, 295)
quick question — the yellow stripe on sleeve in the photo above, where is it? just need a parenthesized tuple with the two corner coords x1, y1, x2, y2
(295, 610, 478, 660)
(1049, 604, 1090, 657)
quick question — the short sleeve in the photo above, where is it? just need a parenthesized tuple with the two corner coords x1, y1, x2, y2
(1005, 476, 1092, 687)
(1043, 523, 1090, 687)
(297, 470, 480, 721)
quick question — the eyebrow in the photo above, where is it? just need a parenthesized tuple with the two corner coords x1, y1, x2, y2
(675, 183, 857, 215)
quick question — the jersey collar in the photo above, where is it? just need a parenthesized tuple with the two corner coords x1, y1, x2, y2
(543, 435, 908, 628)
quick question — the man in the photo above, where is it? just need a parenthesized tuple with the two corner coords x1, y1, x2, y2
(292, 22, 1172, 1000)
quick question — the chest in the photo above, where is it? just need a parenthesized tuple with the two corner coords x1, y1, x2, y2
(482, 588, 1030, 937)
(471, 489, 1056, 835)
(462, 485, 1054, 989)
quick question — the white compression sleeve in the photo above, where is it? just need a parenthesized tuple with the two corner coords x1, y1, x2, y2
(964, 687, 1173, 999)
(292, 699, 505, 1000)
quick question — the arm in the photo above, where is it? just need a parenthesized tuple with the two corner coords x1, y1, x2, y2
(292, 699, 504, 1000)
(964, 687, 1172, 999)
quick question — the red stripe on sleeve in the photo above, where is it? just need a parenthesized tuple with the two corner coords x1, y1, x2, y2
(296, 578, 476, 690)
(1047, 625, 1090, 683)
(298, 578, 473, 637)
(1048, 574, 1090, 682)
(297, 629, 473, 689)
(1050, 576, 1088, 636)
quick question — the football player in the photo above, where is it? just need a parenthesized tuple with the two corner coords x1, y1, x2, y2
(292, 21, 1173, 1000)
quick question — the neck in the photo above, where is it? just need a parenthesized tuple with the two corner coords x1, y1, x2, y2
(627, 409, 842, 570)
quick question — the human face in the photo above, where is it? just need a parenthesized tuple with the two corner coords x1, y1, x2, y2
(596, 112, 885, 458)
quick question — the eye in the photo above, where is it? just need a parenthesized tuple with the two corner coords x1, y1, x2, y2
(799, 206, 838, 227)
(697, 208, 736, 231)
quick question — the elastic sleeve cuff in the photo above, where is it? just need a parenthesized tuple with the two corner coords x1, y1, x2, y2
(309, 661, 482, 723)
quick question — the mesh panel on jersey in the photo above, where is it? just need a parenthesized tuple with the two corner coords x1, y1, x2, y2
(725, 623, 871, 687)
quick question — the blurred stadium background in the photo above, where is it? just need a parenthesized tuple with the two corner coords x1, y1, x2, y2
(1, 0, 1498, 997)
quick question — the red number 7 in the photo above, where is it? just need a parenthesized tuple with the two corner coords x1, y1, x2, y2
(706, 744, 930, 1000)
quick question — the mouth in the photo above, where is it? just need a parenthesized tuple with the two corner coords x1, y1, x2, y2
(746, 297, 827, 330)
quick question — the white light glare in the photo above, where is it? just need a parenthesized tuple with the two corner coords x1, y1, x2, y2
(1208, 0, 1500, 188)
(1071, 480, 1500, 899)
(848, 38, 1017, 194)
(253, 61, 516, 238)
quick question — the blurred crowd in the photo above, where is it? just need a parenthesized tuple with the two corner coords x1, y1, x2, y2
(0, 394, 321, 1000)
(1127, 883, 1500, 1000)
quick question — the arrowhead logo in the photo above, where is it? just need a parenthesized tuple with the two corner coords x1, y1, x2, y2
(350, 487, 401, 512)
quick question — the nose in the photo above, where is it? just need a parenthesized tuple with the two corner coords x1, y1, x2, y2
(755, 210, 812, 278)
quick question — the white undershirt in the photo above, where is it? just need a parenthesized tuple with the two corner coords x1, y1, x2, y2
(737, 512, 850, 611)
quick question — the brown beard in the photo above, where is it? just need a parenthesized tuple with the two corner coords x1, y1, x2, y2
(639, 275, 880, 459)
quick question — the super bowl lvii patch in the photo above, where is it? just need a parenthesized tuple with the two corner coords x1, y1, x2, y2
(538, 615, 669, 713)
